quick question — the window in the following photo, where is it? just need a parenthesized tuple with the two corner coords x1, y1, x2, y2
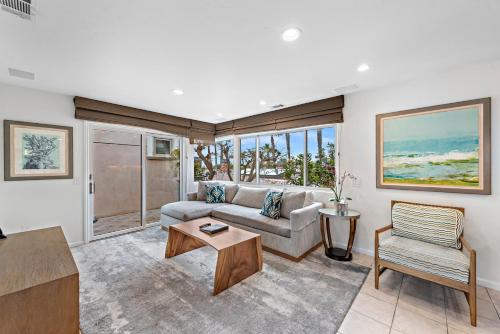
(240, 137, 257, 183)
(214, 139, 234, 181)
(259, 132, 305, 185)
(193, 139, 234, 181)
(193, 125, 336, 188)
(306, 127, 336, 187)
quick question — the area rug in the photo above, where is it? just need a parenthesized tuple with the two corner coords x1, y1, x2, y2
(73, 227, 369, 334)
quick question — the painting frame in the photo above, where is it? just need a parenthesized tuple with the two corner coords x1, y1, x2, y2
(376, 98, 491, 194)
(4, 120, 73, 181)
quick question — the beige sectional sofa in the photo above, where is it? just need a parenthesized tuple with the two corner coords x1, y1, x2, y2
(160, 181, 323, 260)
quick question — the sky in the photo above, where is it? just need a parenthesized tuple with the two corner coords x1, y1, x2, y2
(383, 107, 479, 142)
(240, 127, 335, 158)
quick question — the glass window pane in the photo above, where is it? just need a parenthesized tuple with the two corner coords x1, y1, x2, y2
(240, 137, 257, 183)
(259, 132, 304, 185)
(193, 143, 216, 181)
(214, 139, 234, 181)
(306, 127, 336, 187)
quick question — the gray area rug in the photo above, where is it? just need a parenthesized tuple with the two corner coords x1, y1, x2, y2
(73, 227, 369, 334)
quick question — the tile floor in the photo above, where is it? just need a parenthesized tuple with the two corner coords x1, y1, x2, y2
(338, 252, 500, 334)
(93, 209, 161, 235)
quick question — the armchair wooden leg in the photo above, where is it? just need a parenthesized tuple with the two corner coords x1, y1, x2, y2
(469, 248, 477, 326)
(469, 288, 477, 326)
(374, 264, 380, 289)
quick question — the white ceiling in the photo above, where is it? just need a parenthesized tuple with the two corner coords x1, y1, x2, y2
(1, 0, 500, 123)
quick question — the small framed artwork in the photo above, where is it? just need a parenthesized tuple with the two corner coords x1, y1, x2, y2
(376, 98, 491, 194)
(4, 120, 73, 181)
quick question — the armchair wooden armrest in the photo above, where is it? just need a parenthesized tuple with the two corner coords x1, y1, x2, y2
(375, 224, 393, 235)
(459, 235, 475, 255)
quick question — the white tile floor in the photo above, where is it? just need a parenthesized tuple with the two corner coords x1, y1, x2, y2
(338, 252, 500, 334)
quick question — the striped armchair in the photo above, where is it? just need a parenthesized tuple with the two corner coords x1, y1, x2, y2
(374, 201, 477, 326)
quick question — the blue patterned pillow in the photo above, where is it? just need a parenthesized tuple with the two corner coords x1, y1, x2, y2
(260, 191, 283, 219)
(205, 184, 225, 203)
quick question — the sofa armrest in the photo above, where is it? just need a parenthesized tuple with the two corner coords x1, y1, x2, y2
(289, 202, 323, 232)
(186, 192, 198, 201)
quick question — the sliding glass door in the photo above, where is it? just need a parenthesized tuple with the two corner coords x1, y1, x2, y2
(144, 134, 181, 225)
(91, 127, 143, 236)
(88, 124, 182, 239)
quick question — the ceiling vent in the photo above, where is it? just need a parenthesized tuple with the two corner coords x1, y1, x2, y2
(1, 0, 35, 20)
(8, 68, 35, 80)
(272, 104, 285, 109)
(334, 84, 359, 94)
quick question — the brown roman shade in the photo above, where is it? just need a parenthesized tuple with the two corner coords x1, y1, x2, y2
(215, 95, 344, 136)
(74, 97, 216, 143)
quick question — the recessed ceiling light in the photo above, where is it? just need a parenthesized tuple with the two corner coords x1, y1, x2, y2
(357, 63, 370, 72)
(172, 89, 184, 95)
(259, 100, 267, 106)
(281, 28, 302, 42)
(216, 113, 223, 118)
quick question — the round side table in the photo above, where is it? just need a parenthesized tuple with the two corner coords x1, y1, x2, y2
(319, 208, 360, 261)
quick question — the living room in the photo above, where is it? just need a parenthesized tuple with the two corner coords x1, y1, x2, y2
(0, 1, 499, 334)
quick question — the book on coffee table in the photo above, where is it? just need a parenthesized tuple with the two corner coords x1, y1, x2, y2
(199, 224, 229, 234)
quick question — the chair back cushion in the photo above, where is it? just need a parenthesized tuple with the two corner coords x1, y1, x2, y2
(391, 202, 464, 249)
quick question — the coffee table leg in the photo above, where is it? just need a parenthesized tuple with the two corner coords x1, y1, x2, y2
(165, 227, 205, 258)
(213, 236, 262, 295)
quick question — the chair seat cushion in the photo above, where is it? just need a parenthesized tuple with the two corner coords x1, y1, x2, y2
(379, 236, 470, 283)
(161, 201, 227, 221)
(212, 204, 291, 238)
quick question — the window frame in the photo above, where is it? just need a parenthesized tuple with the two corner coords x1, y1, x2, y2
(217, 124, 339, 189)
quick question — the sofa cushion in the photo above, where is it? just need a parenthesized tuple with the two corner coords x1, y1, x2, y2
(212, 204, 291, 238)
(224, 184, 239, 203)
(197, 181, 219, 202)
(379, 235, 469, 283)
(205, 184, 225, 203)
(161, 201, 227, 221)
(260, 191, 283, 219)
(392, 202, 464, 249)
(280, 191, 306, 219)
(231, 187, 269, 209)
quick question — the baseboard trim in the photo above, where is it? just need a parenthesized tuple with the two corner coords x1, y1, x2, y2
(69, 241, 84, 248)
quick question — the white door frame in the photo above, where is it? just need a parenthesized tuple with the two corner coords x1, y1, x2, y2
(84, 121, 184, 243)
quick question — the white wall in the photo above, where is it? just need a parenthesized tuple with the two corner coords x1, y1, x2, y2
(0, 83, 84, 245)
(338, 60, 500, 289)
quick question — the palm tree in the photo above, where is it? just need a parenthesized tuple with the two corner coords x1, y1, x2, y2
(285, 133, 291, 160)
(316, 129, 323, 161)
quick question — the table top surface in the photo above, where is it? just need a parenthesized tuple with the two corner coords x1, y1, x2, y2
(170, 217, 260, 251)
(0, 226, 78, 296)
(319, 208, 361, 218)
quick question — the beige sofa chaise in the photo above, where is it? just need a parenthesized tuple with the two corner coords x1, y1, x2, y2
(161, 181, 323, 261)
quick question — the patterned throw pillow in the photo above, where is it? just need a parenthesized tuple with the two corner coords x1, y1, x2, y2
(260, 191, 283, 219)
(205, 184, 225, 203)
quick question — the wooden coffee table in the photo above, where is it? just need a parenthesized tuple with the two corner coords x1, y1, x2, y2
(165, 218, 263, 295)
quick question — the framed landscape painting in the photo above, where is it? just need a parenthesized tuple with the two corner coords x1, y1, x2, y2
(376, 98, 491, 194)
(4, 120, 73, 181)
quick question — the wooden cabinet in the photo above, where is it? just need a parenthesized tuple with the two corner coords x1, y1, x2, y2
(0, 227, 79, 334)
